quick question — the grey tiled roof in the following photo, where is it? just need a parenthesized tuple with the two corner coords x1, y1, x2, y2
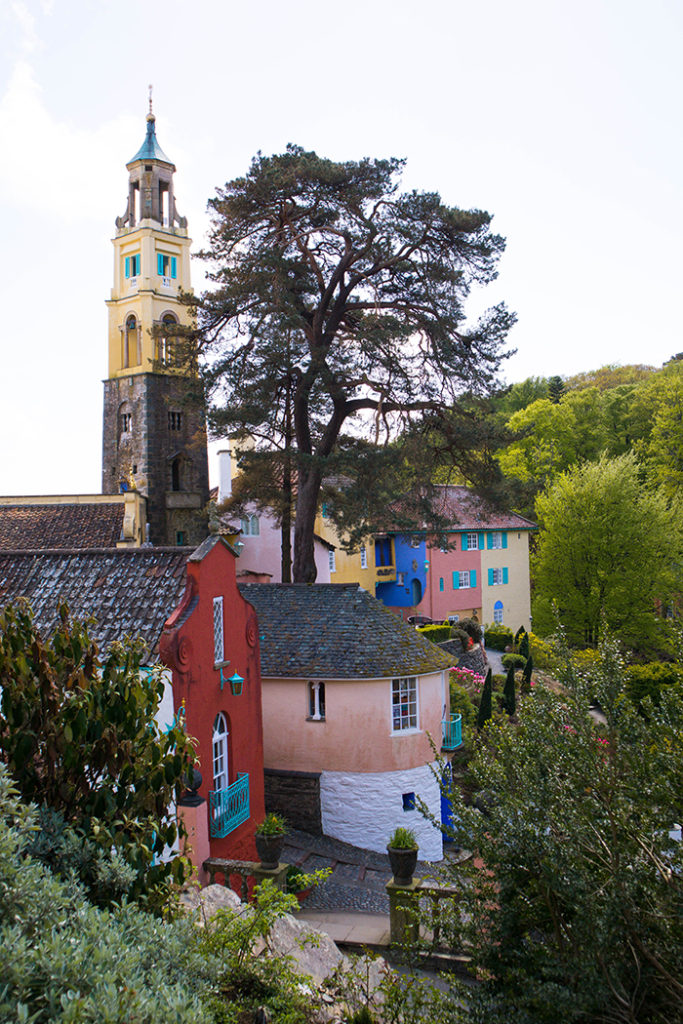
(0, 548, 189, 659)
(237, 583, 452, 679)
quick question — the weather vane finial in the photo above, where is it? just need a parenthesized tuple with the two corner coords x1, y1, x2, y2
(148, 84, 153, 117)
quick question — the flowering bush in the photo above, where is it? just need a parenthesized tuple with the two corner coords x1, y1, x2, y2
(449, 665, 485, 694)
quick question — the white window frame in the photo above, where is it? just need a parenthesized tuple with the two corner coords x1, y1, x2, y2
(329, 549, 336, 573)
(490, 531, 503, 550)
(465, 532, 478, 550)
(491, 568, 504, 586)
(391, 676, 419, 732)
(493, 602, 504, 624)
(212, 712, 229, 791)
(213, 596, 224, 664)
(360, 545, 368, 569)
(458, 570, 471, 589)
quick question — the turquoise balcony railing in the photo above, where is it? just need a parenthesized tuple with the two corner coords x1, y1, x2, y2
(209, 773, 250, 838)
(441, 714, 463, 751)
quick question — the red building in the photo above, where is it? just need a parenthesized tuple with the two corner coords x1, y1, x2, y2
(0, 534, 265, 872)
(160, 534, 265, 862)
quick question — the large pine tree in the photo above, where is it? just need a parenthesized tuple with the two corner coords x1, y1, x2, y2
(195, 146, 514, 581)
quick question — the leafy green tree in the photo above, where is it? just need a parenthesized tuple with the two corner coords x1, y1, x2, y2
(533, 453, 681, 648)
(195, 145, 514, 581)
(476, 669, 493, 729)
(439, 634, 683, 1024)
(0, 601, 196, 908)
(638, 363, 683, 498)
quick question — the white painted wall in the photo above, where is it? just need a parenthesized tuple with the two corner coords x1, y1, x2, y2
(320, 760, 444, 861)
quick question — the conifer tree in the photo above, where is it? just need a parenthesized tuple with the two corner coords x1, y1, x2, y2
(503, 662, 516, 716)
(196, 145, 514, 581)
(477, 668, 493, 729)
(521, 653, 534, 694)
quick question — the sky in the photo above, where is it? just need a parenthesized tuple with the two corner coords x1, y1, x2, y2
(0, 0, 681, 494)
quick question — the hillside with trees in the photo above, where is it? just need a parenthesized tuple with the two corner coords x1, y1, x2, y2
(490, 359, 683, 653)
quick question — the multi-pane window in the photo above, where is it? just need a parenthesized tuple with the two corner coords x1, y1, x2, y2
(490, 568, 508, 586)
(490, 531, 503, 549)
(119, 412, 132, 433)
(392, 677, 418, 731)
(360, 545, 368, 569)
(465, 532, 479, 550)
(240, 514, 260, 536)
(213, 596, 224, 664)
(493, 600, 504, 623)
(168, 411, 182, 431)
(212, 713, 229, 791)
(308, 681, 326, 720)
(329, 549, 336, 573)
(453, 569, 477, 589)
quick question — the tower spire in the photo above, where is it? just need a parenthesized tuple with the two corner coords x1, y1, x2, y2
(148, 83, 153, 120)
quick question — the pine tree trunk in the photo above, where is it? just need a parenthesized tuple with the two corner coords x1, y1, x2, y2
(292, 471, 320, 582)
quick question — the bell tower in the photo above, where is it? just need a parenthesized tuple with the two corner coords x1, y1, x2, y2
(102, 96, 209, 546)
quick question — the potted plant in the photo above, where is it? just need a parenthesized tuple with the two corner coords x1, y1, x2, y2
(387, 826, 418, 885)
(254, 812, 287, 870)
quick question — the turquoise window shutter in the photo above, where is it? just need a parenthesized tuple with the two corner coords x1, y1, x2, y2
(488, 568, 494, 586)
(439, 577, 444, 592)
(502, 532, 508, 549)
(461, 534, 466, 551)
(478, 533, 484, 549)
(503, 567, 509, 584)
(487, 533, 493, 549)
(471, 570, 477, 588)
(134, 254, 140, 275)
(453, 572, 459, 590)
(170, 256, 177, 278)
(157, 253, 164, 275)
(125, 256, 130, 278)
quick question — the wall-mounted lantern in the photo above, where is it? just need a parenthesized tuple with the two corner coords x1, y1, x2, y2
(228, 672, 244, 696)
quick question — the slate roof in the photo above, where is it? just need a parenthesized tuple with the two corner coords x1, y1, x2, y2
(0, 548, 189, 659)
(238, 583, 452, 679)
(0, 503, 125, 550)
(389, 486, 536, 534)
(128, 115, 174, 165)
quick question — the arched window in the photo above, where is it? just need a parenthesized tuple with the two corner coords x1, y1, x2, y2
(123, 314, 138, 368)
(212, 713, 229, 792)
(411, 578, 422, 606)
(157, 312, 177, 366)
(493, 600, 504, 624)
(171, 457, 181, 491)
(117, 402, 132, 444)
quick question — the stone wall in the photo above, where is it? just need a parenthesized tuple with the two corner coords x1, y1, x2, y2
(102, 372, 209, 545)
(264, 768, 322, 834)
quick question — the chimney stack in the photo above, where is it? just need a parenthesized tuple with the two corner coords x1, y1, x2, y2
(217, 449, 232, 504)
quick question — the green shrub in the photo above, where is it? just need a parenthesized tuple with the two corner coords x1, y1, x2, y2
(483, 622, 514, 650)
(476, 669, 493, 729)
(529, 631, 556, 670)
(417, 623, 451, 643)
(625, 662, 683, 706)
(501, 653, 527, 670)
(449, 682, 476, 728)
(458, 617, 483, 644)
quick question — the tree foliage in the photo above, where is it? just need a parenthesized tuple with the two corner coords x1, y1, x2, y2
(0, 601, 196, 908)
(196, 144, 514, 580)
(532, 454, 681, 648)
(440, 634, 683, 1024)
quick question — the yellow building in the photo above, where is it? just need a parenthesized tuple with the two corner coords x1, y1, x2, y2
(101, 101, 209, 545)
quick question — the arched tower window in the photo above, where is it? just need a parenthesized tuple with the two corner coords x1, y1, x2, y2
(124, 314, 139, 368)
(117, 402, 132, 445)
(157, 312, 177, 366)
(212, 713, 229, 792)
(171, 457, 181, 491)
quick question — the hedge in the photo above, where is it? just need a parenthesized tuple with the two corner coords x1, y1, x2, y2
(417, 623, 451, 643)
(484, 623, 514, 650)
